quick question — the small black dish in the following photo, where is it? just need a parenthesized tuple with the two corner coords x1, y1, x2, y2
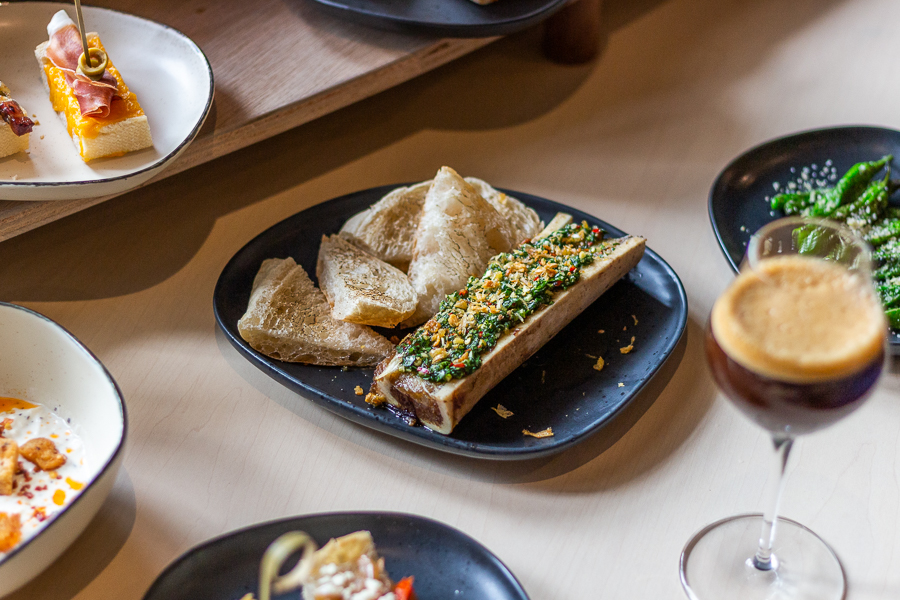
(708, 125, 900, 350)
(213, 185, 688, 459)
(309, 0, 568, 37)
(142, 512, 529, 600)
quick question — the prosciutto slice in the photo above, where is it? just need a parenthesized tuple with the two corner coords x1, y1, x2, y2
(45, 24, 118, 118)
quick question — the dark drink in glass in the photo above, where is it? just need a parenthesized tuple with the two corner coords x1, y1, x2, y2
(681, 219, 887, 600)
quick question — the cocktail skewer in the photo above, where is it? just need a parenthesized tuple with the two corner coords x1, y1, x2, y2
(73, 0, 108, 80)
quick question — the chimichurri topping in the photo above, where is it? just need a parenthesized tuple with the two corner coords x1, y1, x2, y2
(396, 221, 613, 383)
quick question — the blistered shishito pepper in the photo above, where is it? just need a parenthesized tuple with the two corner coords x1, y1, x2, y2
(877, 284, 900, 309)
(864, 219, 900, 246)
(771, 191, 809, 211)
(831, 176, 889, 224)
(806, 155, 891, 217)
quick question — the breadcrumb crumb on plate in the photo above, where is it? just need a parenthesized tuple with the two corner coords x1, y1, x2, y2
(492, 405, 513, 419)
(523, 428, 553, 438)
(592, 357, 605, 372)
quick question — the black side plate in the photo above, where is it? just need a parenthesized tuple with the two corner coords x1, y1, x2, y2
(708, 125, 900, 350)
(213, 185, 688, 459)
(143, 512, 529, 600)
(308, 0, 568, 37)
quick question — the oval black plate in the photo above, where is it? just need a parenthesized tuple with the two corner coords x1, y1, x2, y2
(143, 512, 529, 600)
(708, 125, 900, 350)
(213, 185, 688, 459)
(309, 0, 568, 37)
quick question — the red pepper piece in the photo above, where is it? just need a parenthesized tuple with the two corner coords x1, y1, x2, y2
(394, 577, 416, 600)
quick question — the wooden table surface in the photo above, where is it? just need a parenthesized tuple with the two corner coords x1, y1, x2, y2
(0, 0, 495, 240)
(4, 0, 900, 598)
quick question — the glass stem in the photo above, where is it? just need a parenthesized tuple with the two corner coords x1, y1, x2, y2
(753, 435, 794, 571)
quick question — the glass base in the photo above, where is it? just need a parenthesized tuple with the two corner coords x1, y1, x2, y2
(680, 514, 846, 600)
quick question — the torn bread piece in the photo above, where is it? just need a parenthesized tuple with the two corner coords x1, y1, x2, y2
(372, 218, 646, 434)
(402, 166, 521, 327)
(0, 81, 34, 159)
(35, 10, 152, 161)
(340, 180, 430, 271)
(237, 257, 394, 366)
(466, 177, 543, 246)
(340, 176, 542, 272)
(317, 234, 417, 328)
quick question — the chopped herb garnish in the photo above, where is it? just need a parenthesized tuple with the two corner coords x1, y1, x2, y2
(396, 221, 612, 383)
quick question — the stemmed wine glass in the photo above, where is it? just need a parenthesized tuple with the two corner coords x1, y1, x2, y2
(680, 217, 887, 600)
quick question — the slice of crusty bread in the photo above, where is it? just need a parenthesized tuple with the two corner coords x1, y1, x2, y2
(237, 257, 394, 366)
(35, 35, 152, 162)
(373, 231, 647, 434)
(0, 124, 29, 160)
(401, 167, 520, 327)
(317, 234, 417, 328)
(340, 180, 430, 271)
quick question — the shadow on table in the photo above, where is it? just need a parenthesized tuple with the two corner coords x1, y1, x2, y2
(393, 316, 714, 487)
(219, 313, 715, 487)
(5, 468, 137, 600)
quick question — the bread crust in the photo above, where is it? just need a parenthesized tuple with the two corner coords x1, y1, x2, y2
(317, 234, 417, 327)
(238, 257, 394, 366)
(0, 125, 29, 160)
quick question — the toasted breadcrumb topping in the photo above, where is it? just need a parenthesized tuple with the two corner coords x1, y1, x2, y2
(492, 405, 514, 418)
(523, 428, 554, 438)
(396, 222, 617, 384)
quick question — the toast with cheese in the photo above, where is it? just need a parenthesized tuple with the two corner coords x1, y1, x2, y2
(35, 11, 152, 162)
(317, 233, 417, 328)
(0, 82, 33, 159)
(237, 257, 394, 366)
(371, 219, 646, 434)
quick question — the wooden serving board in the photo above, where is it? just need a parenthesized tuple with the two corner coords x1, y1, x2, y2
(0, 0, 496, 241)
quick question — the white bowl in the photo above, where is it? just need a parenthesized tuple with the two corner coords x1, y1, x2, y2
(0, 302, 126, 597)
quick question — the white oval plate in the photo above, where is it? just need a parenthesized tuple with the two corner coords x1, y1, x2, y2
(0, 2, 214, 201)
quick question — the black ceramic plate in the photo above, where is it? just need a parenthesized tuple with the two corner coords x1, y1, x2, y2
(309, 0, 568, 37)
(708, 125, 900, 350)
(143, 512, 529, 600)
(214, 185, 687, 459)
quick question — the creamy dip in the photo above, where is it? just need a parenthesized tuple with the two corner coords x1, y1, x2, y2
(0, 397, 88, 558)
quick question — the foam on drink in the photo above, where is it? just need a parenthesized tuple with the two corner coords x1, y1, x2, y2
(711, 255, 885, 384)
